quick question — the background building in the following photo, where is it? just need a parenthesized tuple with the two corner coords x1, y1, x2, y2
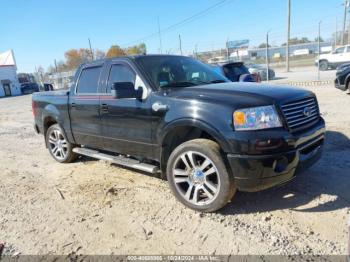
(0, 50, 21, 97)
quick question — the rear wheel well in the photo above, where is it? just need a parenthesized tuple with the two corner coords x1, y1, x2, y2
(43, 117, 57, 136)
(160, 126, 223, 178)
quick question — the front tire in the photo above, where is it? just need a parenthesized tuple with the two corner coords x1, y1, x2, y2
(166, 139, 236, 212)
(319, 60, 328, 71)
(46, 124, 77, 163)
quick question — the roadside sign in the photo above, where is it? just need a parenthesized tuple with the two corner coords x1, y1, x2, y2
(227, 39, 249, 49)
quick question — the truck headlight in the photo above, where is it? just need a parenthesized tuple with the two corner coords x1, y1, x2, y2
(233, 105, 282, 131)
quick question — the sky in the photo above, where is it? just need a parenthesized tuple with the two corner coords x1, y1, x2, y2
(0, 0, 345, 72)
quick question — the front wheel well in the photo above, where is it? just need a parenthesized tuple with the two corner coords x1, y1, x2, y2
(160, 126, 224, 178)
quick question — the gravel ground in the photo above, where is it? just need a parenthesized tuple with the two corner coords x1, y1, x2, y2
(0, 84, 349, 256)
(271, 66, 336, 83)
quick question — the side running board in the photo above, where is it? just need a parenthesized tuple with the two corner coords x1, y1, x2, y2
(73, 147, 159, 174)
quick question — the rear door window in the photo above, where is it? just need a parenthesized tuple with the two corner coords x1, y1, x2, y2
(76, 66, 102, 93)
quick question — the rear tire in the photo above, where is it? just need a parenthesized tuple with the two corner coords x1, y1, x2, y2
(166, 139, 236, 212)
(319, 61, 328, 71)
(46, 124, 77, 163)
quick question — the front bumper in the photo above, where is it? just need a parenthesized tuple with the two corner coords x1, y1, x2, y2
(226, 119, 325, 192)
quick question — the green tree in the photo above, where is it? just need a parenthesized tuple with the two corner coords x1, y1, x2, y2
(258, 43, 271, 48)
(314, 36, 324, 42)
(125, 43, 147, 55)
(282, 37, 311, 46)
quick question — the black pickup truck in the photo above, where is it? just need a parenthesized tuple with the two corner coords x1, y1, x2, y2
(32, 55, 325, 212)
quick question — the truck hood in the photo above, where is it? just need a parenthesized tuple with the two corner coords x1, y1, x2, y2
(165, 82, 314, 108)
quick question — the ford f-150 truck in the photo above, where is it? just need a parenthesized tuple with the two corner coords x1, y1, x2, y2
(32, 55, 325, 212)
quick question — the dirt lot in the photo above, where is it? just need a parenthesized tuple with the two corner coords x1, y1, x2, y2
(0, 85, 349, 256)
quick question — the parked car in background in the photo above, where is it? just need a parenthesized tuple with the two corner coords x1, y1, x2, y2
(32, 55, 325, 212)
(334, 63, 350, 92)
(316, 45, 350, 71)
(20, 82, 39, 94)
(211, 62, 261, 82)
(39, 83, 54, 92)
(246, 64, 275, 81)
(207, 56, 227, 64)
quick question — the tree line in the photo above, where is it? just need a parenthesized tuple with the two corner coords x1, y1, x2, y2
(46, 43, 147, 74)
(258, 37, 324, 49)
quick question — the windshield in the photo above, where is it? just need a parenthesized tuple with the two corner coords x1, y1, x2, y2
(136, 56, 228, 89)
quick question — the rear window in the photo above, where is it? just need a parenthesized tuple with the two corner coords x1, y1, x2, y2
(76, 66, 102, 93)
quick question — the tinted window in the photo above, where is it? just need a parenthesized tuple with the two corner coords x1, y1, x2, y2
(136, 56, 228, 89)
(76, 67, 101, 93)
(107, 64, 136, 93)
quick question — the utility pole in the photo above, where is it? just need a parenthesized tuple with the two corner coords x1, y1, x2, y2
(342, 0, 349, 45)
(266, 31, 270, 83)
(335, 17, 338, 48)
(286, 0, 291, 72)
(54, 59, 58, 73)
(88, 38, 94, 61)
(318, 21, 321, 81)
(195, 44, 198, 59)
(348, 19, 350, 45)
(179, 35, 183, 55)
(157, 17, 163, 54)
(226, 38, 229, 61)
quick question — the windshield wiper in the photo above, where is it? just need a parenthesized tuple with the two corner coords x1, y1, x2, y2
(193, 79, 227, 85)
(161, 81, 198, 88)
(209, 79, 227, 83)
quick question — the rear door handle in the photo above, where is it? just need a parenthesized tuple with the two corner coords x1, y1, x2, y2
(101, 103, 109, 112)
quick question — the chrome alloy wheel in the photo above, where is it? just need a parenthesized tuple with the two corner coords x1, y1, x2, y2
(48, 129, 68, 160)
(172, 151, 220, 206)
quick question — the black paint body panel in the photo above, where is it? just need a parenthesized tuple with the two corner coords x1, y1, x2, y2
(32, 55, 325, 192)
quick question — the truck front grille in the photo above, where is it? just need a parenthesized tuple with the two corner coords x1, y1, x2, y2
(280, 97, 320, 132)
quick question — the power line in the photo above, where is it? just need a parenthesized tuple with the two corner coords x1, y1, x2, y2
(122, 0, 232, 47)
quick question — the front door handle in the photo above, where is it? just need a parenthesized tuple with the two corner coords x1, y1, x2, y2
(152, 102, 168, 112)
(101, 103, 109, 113)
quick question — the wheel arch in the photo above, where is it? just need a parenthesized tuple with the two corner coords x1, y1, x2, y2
(345, 74, 350, 90)
(159, 119, 230, 177)
(42, 104, 71, 146)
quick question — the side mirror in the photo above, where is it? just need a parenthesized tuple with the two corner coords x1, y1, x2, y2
(111, 82, 143, 99)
